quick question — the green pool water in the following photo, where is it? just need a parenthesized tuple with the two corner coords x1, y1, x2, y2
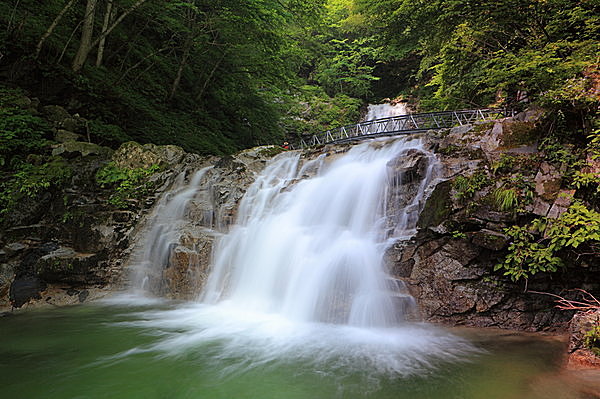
(0, 301, 577, 399)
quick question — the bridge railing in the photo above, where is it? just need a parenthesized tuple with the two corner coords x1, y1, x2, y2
(290, 108, 514, 149)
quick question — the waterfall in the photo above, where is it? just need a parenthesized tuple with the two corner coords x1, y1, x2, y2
(364, 102, 407, 121)
(202, 137, 438, 327)
(129, 167, 211, 294)
(114, 130, 476, 380)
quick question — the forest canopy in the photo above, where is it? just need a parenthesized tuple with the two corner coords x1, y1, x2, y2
(0, 0, 598, 154)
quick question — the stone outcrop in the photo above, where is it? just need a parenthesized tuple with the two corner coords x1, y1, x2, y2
(0, 100, 215, 310)
(382, 113, 600, 331)
(2, 99, 598, 349)
(568, 310, 600, 368)
(122, 145, 285, 299)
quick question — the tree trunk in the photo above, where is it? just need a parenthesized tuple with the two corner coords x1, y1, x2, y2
(168, 36, 192, 101)
(89, 0, 148, 49)
(72, 0, 98, 72)
(95, 0, 113, 66)
(35, 0, 78, 59)
(115, 46, 170, 85)
(72, 0, 147, 72)
(196, 50, 227, 102)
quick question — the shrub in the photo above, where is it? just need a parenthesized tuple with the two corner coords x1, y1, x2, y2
(496, 202, 600, 281)
(584, 325, 600, 357)
(96, 162, 161, 208)
(0, 157, 73, 218)
(452, 171, 490, 201)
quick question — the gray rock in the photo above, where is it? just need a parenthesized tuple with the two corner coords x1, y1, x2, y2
(42, 105, 71, 124)
(532, 197, 551, 216)
(113, 142, 186, 169)
(534, 162, 562, 201)
(54, 129, 82, 143)
(52, 141, 113, 158)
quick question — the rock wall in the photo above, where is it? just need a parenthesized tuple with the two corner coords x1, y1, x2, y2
(3, 103, 598, 340)
(384, 110, 600, 331)
(123, 145, 283, 300)
(0, 102, 213, 311)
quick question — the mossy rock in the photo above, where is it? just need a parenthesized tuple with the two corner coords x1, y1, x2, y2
(417, 180, 453, 229)
(500, 121, 539, 148)
(112, 141, 185, 169)
(52, 141, 113, 158)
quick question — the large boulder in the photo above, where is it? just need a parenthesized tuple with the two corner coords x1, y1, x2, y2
(113, 142, 187, 169)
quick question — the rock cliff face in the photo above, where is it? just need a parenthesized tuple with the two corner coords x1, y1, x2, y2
(385, 111, 600, 331)
(0, 101, 212, 310)
(123, 146, 283, 300)
(2, 107, 598, 338)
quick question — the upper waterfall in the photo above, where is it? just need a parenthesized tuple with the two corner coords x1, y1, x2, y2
(364, 102, 408, 121)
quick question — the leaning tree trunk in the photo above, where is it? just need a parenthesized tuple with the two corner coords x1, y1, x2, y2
(72, 0, 98, 72)
(72, 0, 147, 72)
(96, 0, 113, 66)
(35, 0, 78, 59)
(168, 36, 192, 101)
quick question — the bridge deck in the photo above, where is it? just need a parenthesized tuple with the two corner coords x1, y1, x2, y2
(290, 108, 513, 149)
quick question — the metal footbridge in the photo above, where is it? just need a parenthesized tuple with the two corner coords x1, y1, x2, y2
(291, 108, 513, 149)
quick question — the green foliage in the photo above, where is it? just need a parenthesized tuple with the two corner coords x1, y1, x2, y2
(495, 222, 563, 281)
(584, 325, 600, 357)
(450, 230, 467, 239)
(452, 172, 490, 201)
(277, 85, 362, 137)
(96, 162, 160, 208)
(492, 173, 535, 213)
(358, 0, 600, 111)
(491, 154, 515, 175)
(0, 157, 73, 217)
(315, 37, 380, 98)
(1, 0, 336, 154)
(573, 129, 600, 194)
(493, 188, 519, 212)
(496, 202, 600, 281)
(0, 87, 51, 166)
(88, 119, 131, 147)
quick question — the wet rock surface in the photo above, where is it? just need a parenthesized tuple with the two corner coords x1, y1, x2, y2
(0, 99, 217, 310)
(2, 100, 598, 358)
(383, 112, 600, 332)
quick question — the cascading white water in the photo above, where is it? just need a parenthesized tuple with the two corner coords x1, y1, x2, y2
(112, 134, 478, 381)
(112, 136, 477, 380)
(364, 102, 408, 121)
(202, 137, 436, 327)
(130, 167, 211, 293)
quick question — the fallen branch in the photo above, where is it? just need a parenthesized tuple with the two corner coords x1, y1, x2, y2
(529, 289, 600, 313)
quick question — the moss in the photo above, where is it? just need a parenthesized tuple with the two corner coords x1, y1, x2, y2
(417, 180, 453, 229)
(472, 121, 495, 136)
(501, 121, 539, 148)
(437, 144, 462, 156)
(257, 146, 286, 158)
